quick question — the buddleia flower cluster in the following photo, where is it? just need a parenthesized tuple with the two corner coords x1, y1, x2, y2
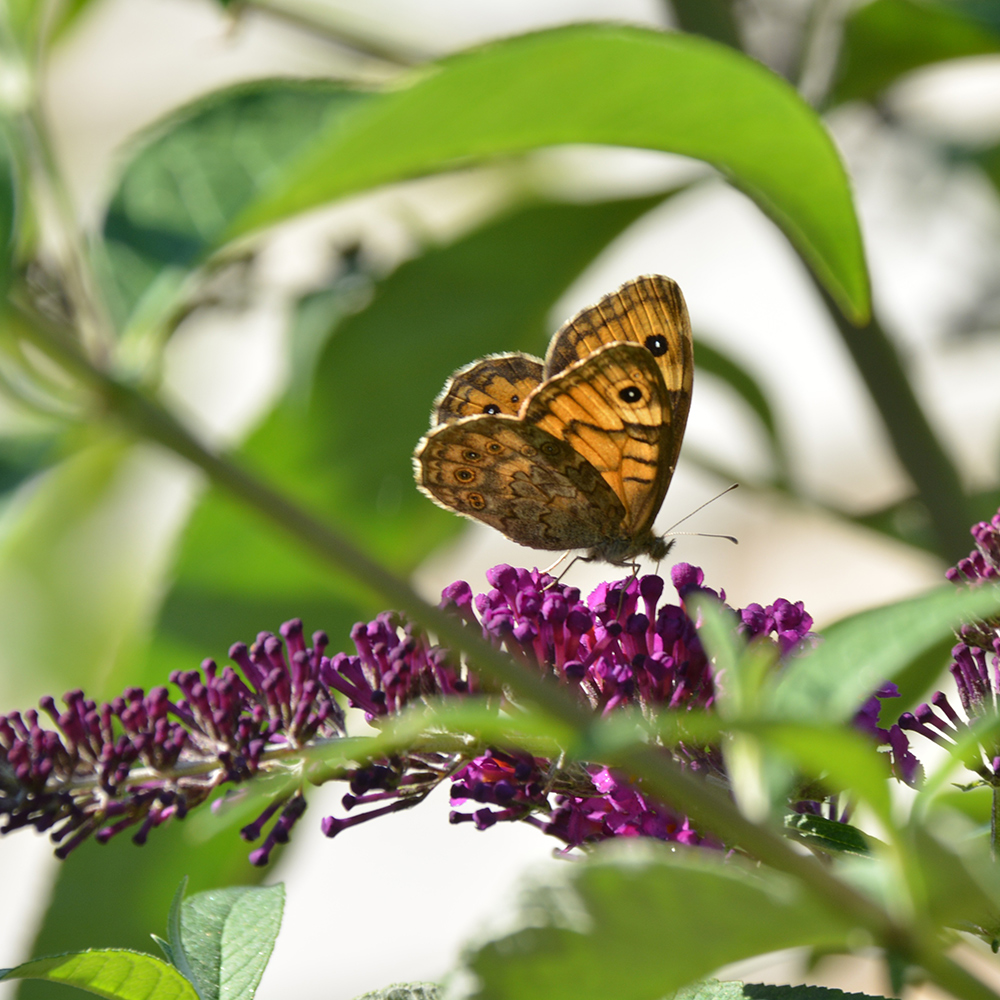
(900, 509, 1000, 785)
(1, 560, 838, 865)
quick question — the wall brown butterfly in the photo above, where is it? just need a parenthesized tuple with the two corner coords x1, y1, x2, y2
(413, 275, 693, 565)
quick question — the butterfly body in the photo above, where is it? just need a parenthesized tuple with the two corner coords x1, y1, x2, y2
(414, 276, 692, 566)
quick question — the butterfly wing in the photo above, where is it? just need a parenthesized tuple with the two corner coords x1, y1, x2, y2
(432, 353, 543, 424)
(524, 342, 672, 538)
(414, 415, 625, 551)
(544, 274, 693, 481)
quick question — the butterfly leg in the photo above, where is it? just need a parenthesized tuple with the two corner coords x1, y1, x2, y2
(545, 553, 584, 589)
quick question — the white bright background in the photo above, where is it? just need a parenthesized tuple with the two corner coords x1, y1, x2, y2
(3, 1, 1000, 998)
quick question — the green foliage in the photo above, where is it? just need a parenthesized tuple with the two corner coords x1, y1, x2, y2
(5, 883, 283, 1000)
(230, 25, 869, 321)
(831, 0, 1000, 105)
(466, 846, 854, 1000)
(100, 79, 367, 330)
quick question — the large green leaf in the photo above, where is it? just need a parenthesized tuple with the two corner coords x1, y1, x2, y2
(467, 845, 853, 1000)
(1, 952, 197, 1000)
(831, 0, 1000, 106)
(100, 79, 367, 329)
(769, 583, 1000, 721)
(229, 25, 869, 322)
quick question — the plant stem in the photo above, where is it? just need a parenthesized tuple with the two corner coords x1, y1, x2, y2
(814, 278, 971, 562)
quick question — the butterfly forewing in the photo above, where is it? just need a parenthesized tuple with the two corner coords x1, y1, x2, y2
(524, 343, 671, 537)
(432, 353, 543, 424)
(414, 416, 626, 551)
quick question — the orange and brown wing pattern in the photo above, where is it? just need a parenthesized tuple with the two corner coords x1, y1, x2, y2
(523, 342, 672, 537)
(432, 353, 543, 424)
(414, 416, 625, 551)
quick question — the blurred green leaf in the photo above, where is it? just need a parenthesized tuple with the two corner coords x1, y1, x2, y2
(769, 584, 1000, 722)
(0, 438, 189, 710)
(831, 0, 1000, 106)
(467, 845, 852, 1000)
(178, 885, 284, 1000)
(230, 25, 869, 321)
(670, 0, 741, 48)
(693, 336, 787, 482)
(100, 79, 368, 329)
(0, 129, 16, 299)
(2, 951, 197, 1000)
(909, 827, 1000, 935)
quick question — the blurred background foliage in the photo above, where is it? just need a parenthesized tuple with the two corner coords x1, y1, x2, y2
(2, 1, 1000, 998)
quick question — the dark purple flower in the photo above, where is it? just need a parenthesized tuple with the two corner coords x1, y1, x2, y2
(0, 564, 818, 860)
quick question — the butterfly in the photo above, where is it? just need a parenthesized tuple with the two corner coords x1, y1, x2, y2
(413, 275, 693, 566)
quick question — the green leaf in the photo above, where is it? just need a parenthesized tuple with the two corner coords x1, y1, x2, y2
(0, 129, 16, 299)
(100, 79, 368, 329)
(831, 0, 1000, 106)
(693, 336, 787, 482)
(352, 986, 439, 1000)
(467, 845, 853, 1000)
(0, 438, 187, 710)
(20, 828, 262, 1000)
(178, 885, 284, 1000)
(768, 583, 1000, 721)
(0, 952, 198, 1000)
(230, 25, 869, 321)
(784, 814, 874, 856)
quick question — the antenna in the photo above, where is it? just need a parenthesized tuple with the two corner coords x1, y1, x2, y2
(665, 483, 739, 544)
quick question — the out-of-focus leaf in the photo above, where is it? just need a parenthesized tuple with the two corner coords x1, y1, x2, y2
(19, 826, 262, 1000)
(1, 952, 197, 1000)
(670, 0, 741, 48)
(178, 885, 284, 1000)
(769, 584, 1000, 721)
(0, 438, 191, 710)
(0, 130, 16, 299)
(831, 0, 1000, 106)
(467, 844, 852, 1000)
(230, 25, 869, 322)
(693, 336, 787, 481)
(909, 826, 1000, 935)
(100, 79, 368, 329)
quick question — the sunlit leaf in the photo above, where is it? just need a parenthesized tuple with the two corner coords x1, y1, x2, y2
(1, 951, 197, 1000)
(230, 25, 869, 321)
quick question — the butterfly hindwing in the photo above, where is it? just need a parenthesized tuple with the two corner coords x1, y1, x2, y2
(414, 415, 626, 551)
(523, 342, 671, 537)
(432, 353, 543, 424)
